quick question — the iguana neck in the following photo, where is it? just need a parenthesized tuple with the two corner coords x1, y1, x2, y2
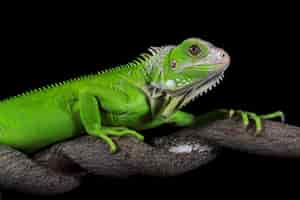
(138, 46, 184, 118)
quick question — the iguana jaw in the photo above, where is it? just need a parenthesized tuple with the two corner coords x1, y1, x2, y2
(163, 65, 226, 109)
(168, 46, 230, 106)
(179, 69, 226, 107)
(149, 63, 229, 117)
(167, 63, 228, 97)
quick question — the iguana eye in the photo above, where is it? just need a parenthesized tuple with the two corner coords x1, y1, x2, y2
(188, 45, 201, 56)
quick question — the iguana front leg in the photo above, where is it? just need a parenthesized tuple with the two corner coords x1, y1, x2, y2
(140, 110, 225, 129)
(77, 88, 144, 153)
(136, 111, 196, 130)
(227, 109, 284, 135)
(167, 110, 229, 127)
(167, 109, 284, 135)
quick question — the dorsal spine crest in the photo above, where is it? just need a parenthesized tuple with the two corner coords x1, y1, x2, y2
(1, 50, 156, 102)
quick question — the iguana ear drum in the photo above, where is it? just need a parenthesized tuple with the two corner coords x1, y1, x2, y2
(171, 60, 177, 69)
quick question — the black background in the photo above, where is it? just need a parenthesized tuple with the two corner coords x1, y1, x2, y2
(1, 2, 300, 199)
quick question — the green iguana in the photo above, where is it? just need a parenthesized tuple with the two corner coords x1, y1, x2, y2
(0, 38, 284, 153)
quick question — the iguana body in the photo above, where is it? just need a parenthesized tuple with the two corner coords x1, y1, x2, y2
(0, 38, 283, 153)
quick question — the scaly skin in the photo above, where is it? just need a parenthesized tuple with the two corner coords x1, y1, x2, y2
(0, 38, 284, 153)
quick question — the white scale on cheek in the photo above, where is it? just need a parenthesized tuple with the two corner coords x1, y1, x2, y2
(165, 79, 176, 89)
(167, 78, 192, 88)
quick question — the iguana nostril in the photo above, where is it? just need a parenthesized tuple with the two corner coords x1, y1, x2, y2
(215, 48, 229, 64)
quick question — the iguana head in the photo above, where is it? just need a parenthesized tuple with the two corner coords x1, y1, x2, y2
(144, 37, 230, 116)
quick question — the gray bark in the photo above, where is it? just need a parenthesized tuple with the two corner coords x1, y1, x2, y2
(178, 119, 300, 157)
(0, 133, 218, 195)
(0, 119, 299, 195)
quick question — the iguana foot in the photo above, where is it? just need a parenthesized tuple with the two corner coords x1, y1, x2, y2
(228, 109, 285, 136)
(97, 127, 144, 153)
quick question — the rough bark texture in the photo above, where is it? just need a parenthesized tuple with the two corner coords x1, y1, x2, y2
(0, 133, 218, 195)
(0, 145, 81, 195)
(0, 119, 299, 195)
(178, 119, 300, 157)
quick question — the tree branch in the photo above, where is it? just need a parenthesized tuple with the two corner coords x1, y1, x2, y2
(176, 119, 300, 157)
(0, 119, 299, 195)
(0, 133, 218, 195)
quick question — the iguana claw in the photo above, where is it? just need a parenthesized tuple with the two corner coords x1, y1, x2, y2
(228, 109, 285, 136)
(100, 127, 144, 153)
